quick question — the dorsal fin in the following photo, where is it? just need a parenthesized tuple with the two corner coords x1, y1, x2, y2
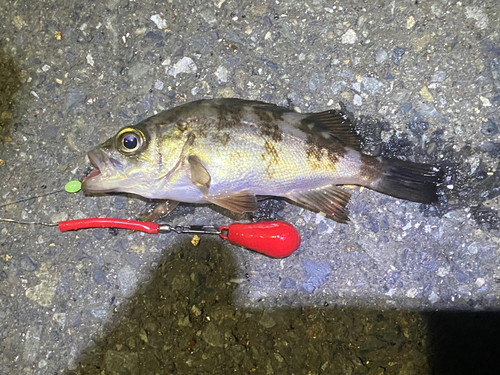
(300, 110, 361, 150)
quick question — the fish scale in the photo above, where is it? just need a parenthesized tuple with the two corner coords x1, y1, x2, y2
(82, 98, 443, 223)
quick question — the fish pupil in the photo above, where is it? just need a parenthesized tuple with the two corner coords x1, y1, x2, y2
(123, 134, 138, 149)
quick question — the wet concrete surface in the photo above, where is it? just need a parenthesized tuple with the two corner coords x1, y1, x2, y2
(1, 0, 500, 373)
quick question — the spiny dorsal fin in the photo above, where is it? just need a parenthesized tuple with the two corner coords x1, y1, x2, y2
(287, 185, 351, 223)
(205, 189, 258, 213)
(301, 110, 361, 150)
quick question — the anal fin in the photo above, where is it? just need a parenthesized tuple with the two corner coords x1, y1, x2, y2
(205, 189, 258, 213)
(288, 185, 351, 223)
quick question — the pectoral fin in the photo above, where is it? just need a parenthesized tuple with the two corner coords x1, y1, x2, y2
(288, 185, 351, 223)
(140, 200, 180, 222)
(188, 155, 211, 194)
(205, 189, 258, 213)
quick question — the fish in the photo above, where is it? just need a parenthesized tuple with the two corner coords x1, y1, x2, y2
(82, 98, 442, 223)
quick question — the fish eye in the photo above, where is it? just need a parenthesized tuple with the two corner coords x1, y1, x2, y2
(117, 129, 144, 154)
(123, 134, 138, 149)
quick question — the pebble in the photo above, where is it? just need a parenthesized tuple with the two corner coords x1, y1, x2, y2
(428, 291, 439, 304)
(25, 280, 57, 307)
(118, 266, 137, 298)
(92, 266, 106, 285)
(23, 325, 43, 362)
(259, 311, 276, 329)
(19, 255, 37, 272)
(431, 70, 446, 82)
(66, 87, 86, 110)
(214, 0, 226, 8)
(391, 48, 405, 65)
(301, 259, 331, 293)
(316, 220, 332, 234)
(191, 305, 202, 318)
(341, 29, 357, 44)
(405, 288, 418, 298)
(419, 86, 434, 102)
(383, 72, 394, 80)
(467, 242, 478, 255)
(375, 48, 387, 63)
(86, 53, 94, 67)
(418, 102, 439, 117)
(353, 94, 362, 106)
(150, 14, 168, 29)
(406, 16, 415, 29)
(91, 307, 107, 318)
(408, 109, 428, 134)
(178, 315, 191, 327)
(361, 76, 385, 95)
(124, 252, 142, 269)
(51, 212, 68, 224)
(480, 96, 491, 107)
(202, 322, 224, 347)
(92, 228, 105, 241)
(481, 119, 498, 137)
(154, 80, 164, 90)
(400, 102, 412, 114)
(218, 87, 234, 98)
(475, 278, 485, 288)
(309, 72, 323, 91)
(215, 66, 228, 83)
(145, 31, 163, 42)
(368, 216, 379, 234)
(52, 312, 66, 328)
(437, 267, 449, 277)
(465, 6, 489, 29)
(168, 57, 197, 78)
(412, 34, 433, 52)
(280, 277, 296, 289)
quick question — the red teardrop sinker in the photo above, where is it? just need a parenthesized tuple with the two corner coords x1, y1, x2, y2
(219, 221, 301, 258)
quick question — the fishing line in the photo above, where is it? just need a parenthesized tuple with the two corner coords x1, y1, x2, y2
(0, 180, 82, 209)
(0, 218, 58, 226)
(0, 180, 82, 224)
(0, 189, 66, 209)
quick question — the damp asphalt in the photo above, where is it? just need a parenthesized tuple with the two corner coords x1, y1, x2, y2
(1, 1, 500, 374)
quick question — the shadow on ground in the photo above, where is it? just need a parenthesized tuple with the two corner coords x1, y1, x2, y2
(425, 311, 500, 375)
(69, 239, 500, 375)
(0, 46, 23, 145)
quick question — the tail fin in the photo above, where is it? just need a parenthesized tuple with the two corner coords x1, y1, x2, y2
(371, 157, 443, 204)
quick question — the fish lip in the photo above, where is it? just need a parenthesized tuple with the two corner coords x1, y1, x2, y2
(82, 150, 106, 191)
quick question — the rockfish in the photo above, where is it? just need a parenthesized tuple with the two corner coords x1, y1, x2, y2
(82, 98, 442, 223)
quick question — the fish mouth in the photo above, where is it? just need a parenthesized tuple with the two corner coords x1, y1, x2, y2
(83, 151, 102, 183)
(84, 168, 101, 180)
(82, 148, 132, 194)
(81, 150, 109, 193)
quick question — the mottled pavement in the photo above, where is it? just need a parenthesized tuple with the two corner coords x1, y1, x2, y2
(1, 0, 500, 373)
